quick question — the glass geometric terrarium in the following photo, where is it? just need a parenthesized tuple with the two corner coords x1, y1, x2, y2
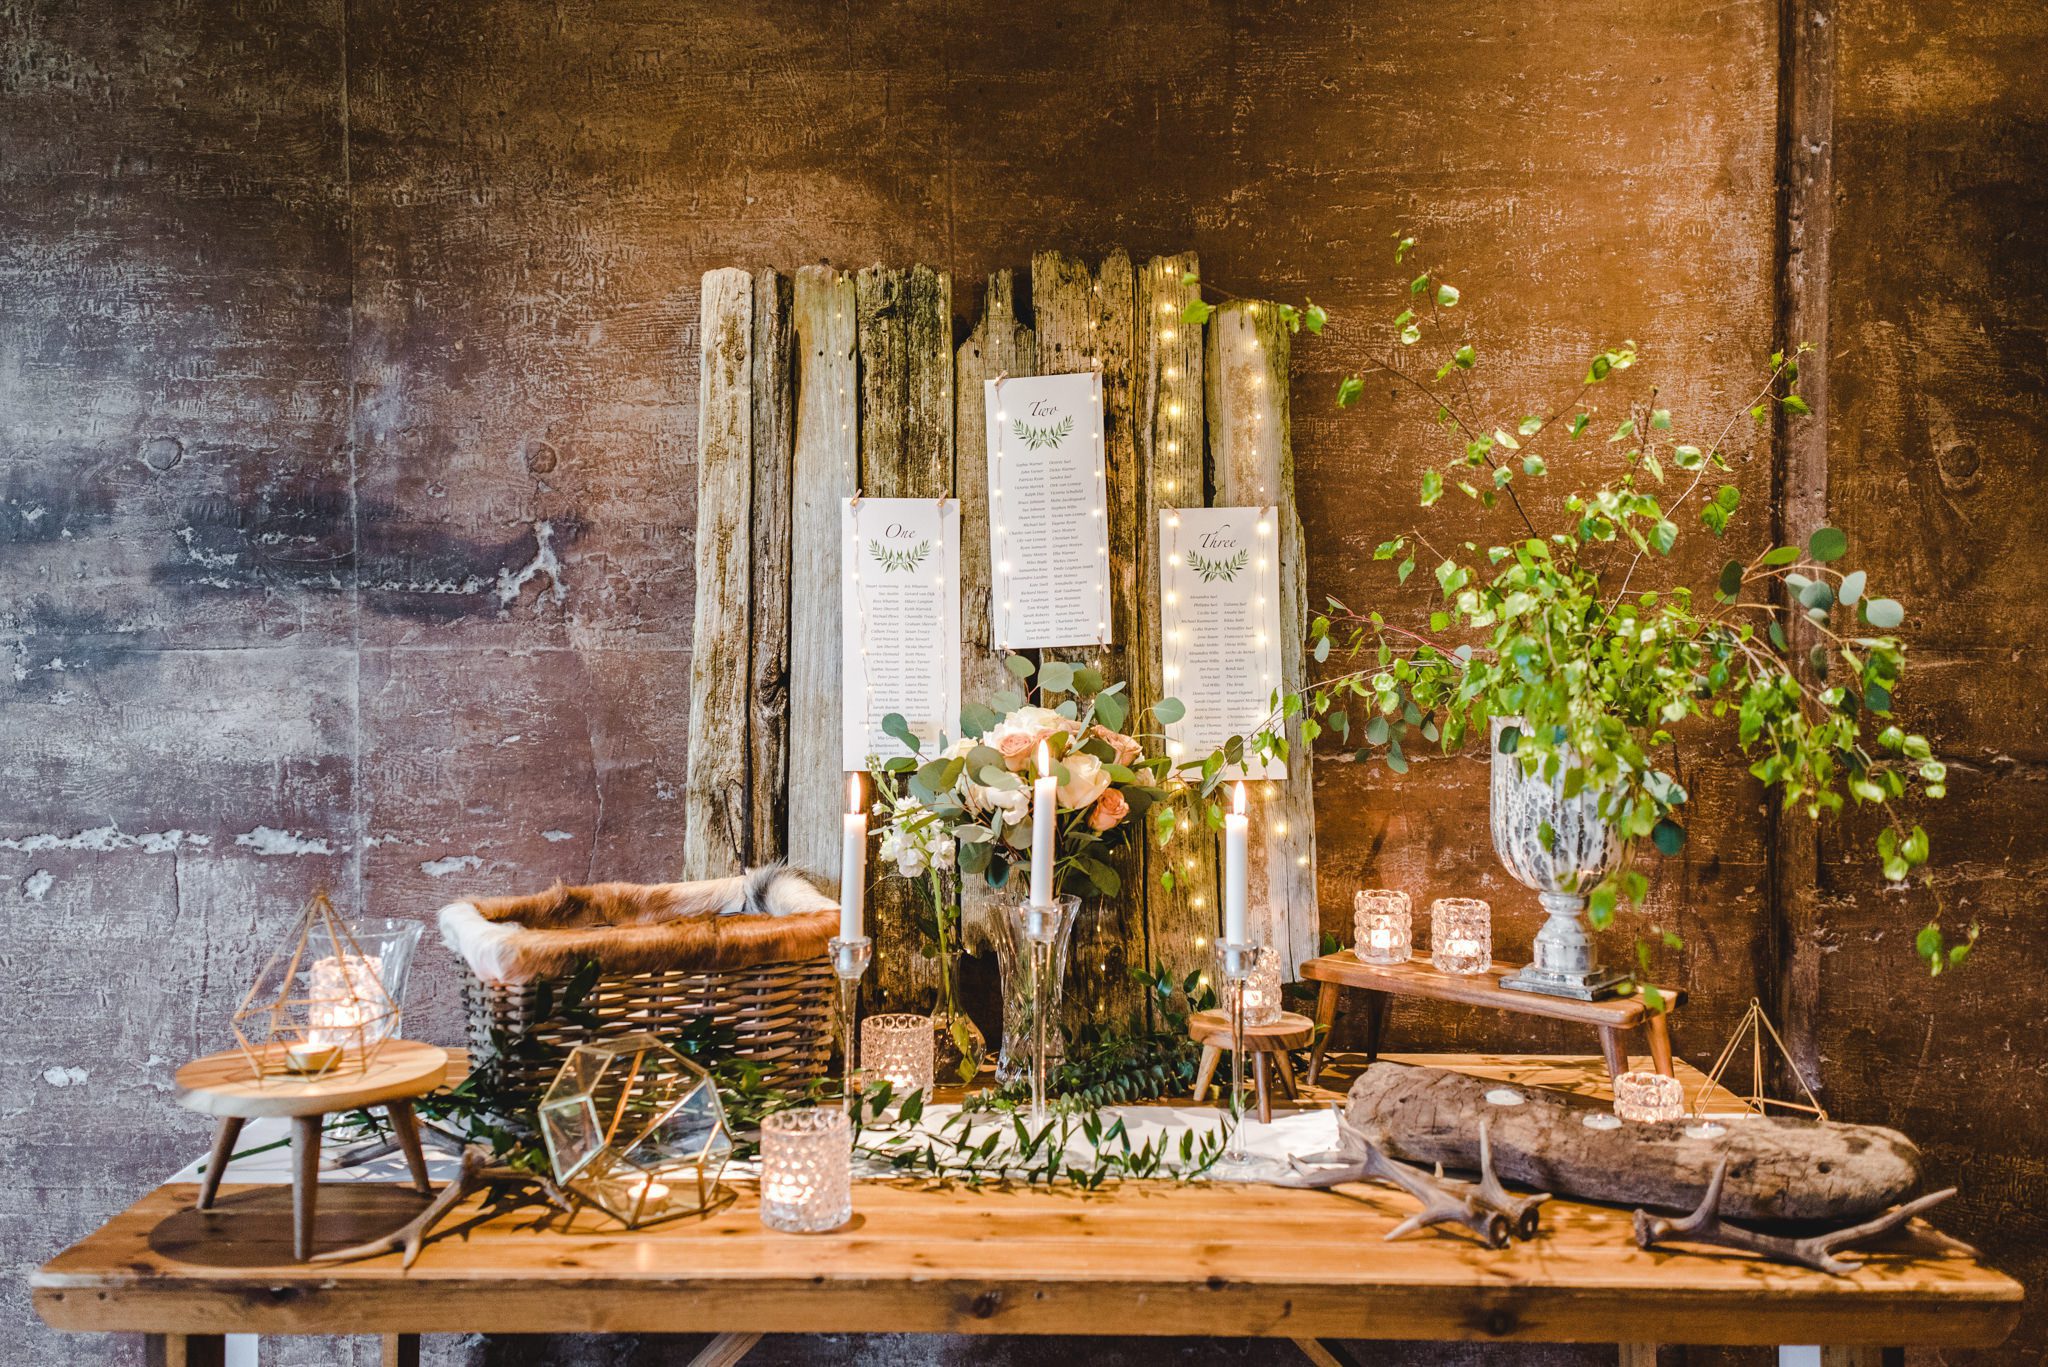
(538, 1032, 733, 1227)
(231, 891, 420, 1083)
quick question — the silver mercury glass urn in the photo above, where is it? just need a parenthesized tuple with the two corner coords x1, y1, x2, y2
(1490, 717, 1631, 1000)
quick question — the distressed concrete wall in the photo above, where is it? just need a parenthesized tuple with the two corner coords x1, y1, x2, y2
(0, 1, 2038, 1364)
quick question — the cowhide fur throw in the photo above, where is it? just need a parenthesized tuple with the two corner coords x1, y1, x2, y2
(438, 864, 839, 985)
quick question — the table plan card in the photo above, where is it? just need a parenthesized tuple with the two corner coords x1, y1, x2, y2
(984, 370, 1113, 649)
(841, 497, 962, 770)
(1159, 506, 1287, 780)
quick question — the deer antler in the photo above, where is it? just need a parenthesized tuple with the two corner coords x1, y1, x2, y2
(1460, 1120, 1550, 1239)
(1284, 1112, 1509, 1248)
(1635, 1158, 1959, 1276)
(305, 1145, 588, 1270)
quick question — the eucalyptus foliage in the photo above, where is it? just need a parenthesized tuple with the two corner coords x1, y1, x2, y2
(1183, 238, 1970, 975)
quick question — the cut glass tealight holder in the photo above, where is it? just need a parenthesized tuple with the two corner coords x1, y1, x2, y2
(538, 1032, 732, 1228)
(1613, 1070, 1685, 1124)
(1429, 898, 1492, 975)
(760, 1106, 853, 1233)
(1353, 889, 1414, 965)
(232, 893, 421, 1083)
(860, 1013, 934, 1102)
(1240, 945, 1283, 1026)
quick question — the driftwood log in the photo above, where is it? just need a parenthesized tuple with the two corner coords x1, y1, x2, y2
(1346, 1062, 1921, 1221)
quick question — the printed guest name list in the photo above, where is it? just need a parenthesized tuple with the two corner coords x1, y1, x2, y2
(1158, 506, 1287, 780)
(841, 496, 962, 770)
(985, 371, 1113, 650)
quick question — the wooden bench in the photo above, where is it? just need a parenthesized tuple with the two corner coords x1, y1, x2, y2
(1301, 953, 1683, 1088)
(33, 1055, 2016, 1367)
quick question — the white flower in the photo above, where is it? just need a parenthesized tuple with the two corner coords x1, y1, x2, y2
(1056, 751, 1111, 809)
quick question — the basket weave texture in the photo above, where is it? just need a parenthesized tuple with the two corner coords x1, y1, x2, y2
(464, 954, 836, 1095)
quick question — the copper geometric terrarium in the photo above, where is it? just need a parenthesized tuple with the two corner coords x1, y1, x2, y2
(231, 890, 413, 1083)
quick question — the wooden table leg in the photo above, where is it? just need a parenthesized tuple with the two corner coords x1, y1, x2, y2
(383, 1333, 423, 1367)
(1192, 1044, 1221, 1102)
(1646, 1011, 1675, 1076)
(1275, 1046, 1300, 1100)
(1598, 1026, 1628, 1082)
(1362, 989, 1391, 1063)
(145, 1334, 227, 1367)
(291, 1112, 323, 1261)
(196, 1116, 244, 1210)
(687, 1331, 764, 1367)
(387, 1099, 433, 1194)
(1306, 981, 1341, 1085)
(1251, 1050, 1274, 1123)
(1617, 1343, 1658, 1366)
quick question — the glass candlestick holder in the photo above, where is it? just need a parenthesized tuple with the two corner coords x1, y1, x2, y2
(1207, 939, 1284, 1183)
(1006, 898, 1078, 1124)
(827, 935, 872, 1110)
(1353, 890, 1414, 965)
(1429, 898, 1492, 975)
(1613, 1070, 1685, 1123)
(759, 1106, 852, 1233)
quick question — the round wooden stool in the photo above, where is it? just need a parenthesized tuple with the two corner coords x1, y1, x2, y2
(1188, 1009, 1314, 1123)
(175, 1039, 448, 1260)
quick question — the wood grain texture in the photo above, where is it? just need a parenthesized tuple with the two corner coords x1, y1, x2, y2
(856, 264, 954, 1012)
(1133, 252, 1219, 997)
(954, 271, 1038, 953)
(1030, 250, 1146, 1030)
(36, 1171, 2020, 1346)
(1206, 300, 1319, 979)
(786, 266, 861, 888)
(683, 268, 756, 880)
(748, 270, 797, 866)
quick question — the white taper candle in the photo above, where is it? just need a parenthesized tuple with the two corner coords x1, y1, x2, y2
(1030, 740, 1057, 906)
(840, 773, 866, 939)
(1223, 781, 1249, 943)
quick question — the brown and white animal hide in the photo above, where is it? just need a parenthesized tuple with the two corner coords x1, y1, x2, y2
(438, 864, 839, 985)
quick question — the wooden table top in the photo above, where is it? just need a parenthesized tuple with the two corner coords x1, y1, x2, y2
(1301, 952, 1687, 1026)
(36, 1054, 2020, 1349)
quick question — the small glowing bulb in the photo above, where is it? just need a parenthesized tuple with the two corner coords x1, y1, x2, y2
(1161, 328, 1177, 342)
(1168, 403, 1182, 418)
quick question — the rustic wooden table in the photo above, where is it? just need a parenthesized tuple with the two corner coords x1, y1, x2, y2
(34, 1055, 2020, 1367)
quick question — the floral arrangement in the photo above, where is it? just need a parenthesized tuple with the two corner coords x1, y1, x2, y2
(870, 656, 1184, 901)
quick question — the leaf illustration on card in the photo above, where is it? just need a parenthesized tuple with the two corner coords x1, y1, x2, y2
(868, 539, 933, 574)
(1188, 548, 1250, 583)
(1011, 414, 1074, 451)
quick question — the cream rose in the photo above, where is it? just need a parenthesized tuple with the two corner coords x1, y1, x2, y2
(1056, 751, 1112, 809)
(1087, 786, 1130, 832)
(989, 705, 1079, 771)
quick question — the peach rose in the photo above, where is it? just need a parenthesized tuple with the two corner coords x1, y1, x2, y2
(1087, 786, 1130, 832)
(1088, 725, 1142, 767)
(996, 729, 1040, 770)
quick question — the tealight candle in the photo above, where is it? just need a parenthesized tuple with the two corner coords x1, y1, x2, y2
(860, 1013, 934, 1103)
(1613, 1070, 1685, 1123)
(285, 1042, 343, 1074)
(1429, 898, 1492, 975)
(1240, 946, 1282, 1026)
(1353, 890, 1414, 965)
(760, 1107, 852, 1233)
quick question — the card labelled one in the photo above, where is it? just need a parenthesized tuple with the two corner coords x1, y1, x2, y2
(984, 370, 1113, 650)
(841, 497, 962, 770)
(1159, 506, 1287, 780)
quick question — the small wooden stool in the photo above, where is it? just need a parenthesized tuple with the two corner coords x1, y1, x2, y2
(1188, 1009, 1314, 1123)
(175, 1039, 449, 1260)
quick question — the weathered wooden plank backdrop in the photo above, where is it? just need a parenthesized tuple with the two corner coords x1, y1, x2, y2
(685, 255, 1319, 1020)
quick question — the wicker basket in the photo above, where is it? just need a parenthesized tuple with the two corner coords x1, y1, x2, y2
(442, 870, 841, 1098)
(463, 956, 835, 1096)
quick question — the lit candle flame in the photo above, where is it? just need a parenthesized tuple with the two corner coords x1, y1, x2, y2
(847, 772, 862, 813)
(1038, 740, 1053, 778)
(1232, 781, 1246, 818)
